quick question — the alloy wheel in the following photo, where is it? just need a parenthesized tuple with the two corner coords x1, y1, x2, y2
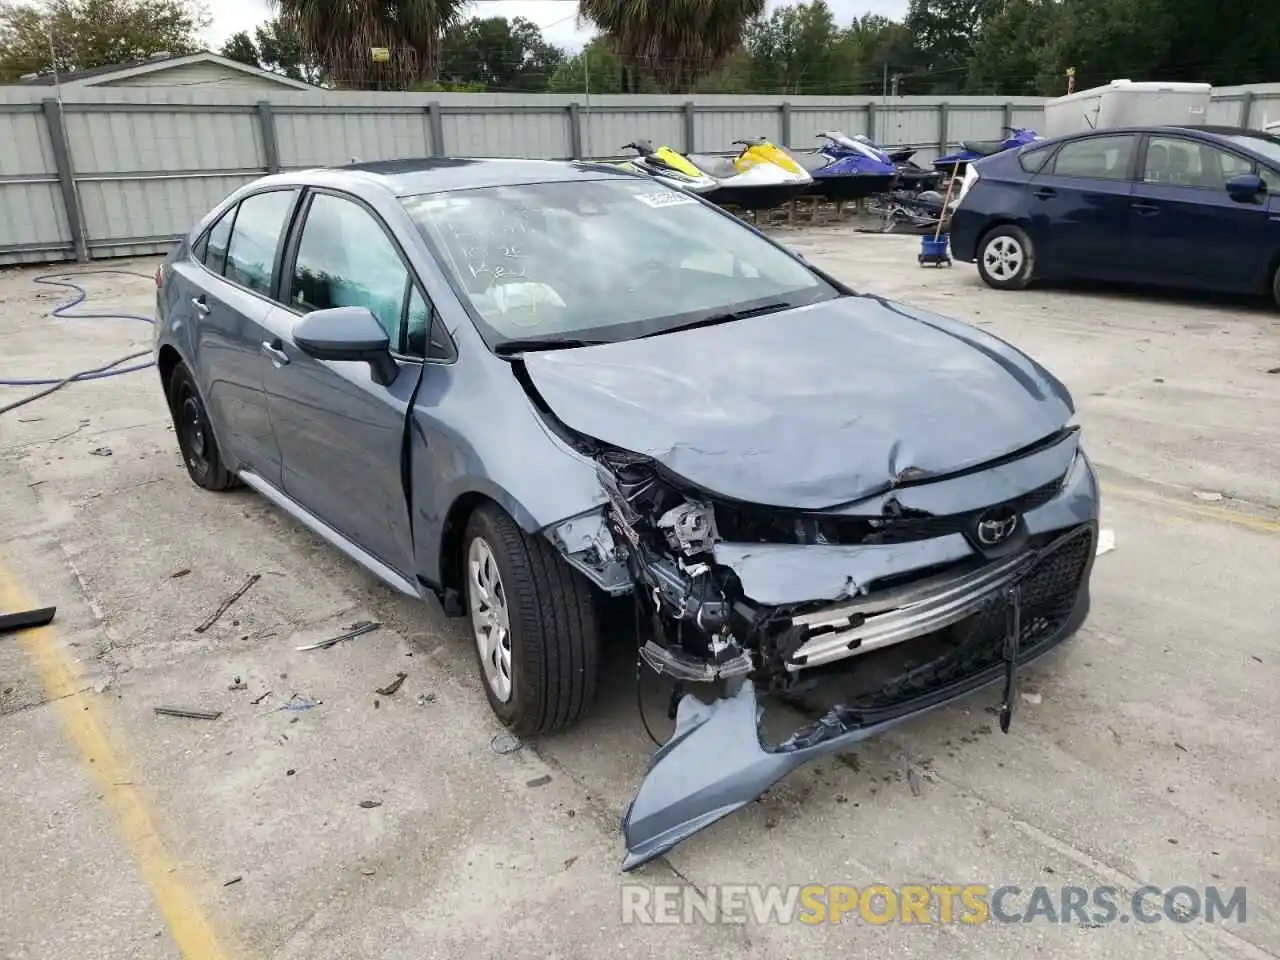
(468, 536, 513, 703)
(983, 235, 1025, 281)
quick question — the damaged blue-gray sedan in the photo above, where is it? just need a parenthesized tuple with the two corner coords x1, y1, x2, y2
(154, 158, 1099, 870)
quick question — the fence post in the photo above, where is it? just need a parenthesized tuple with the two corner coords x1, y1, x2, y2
(41, 97, 88, 263)
(866, 101, 877, 143)
(256, 101, 280, 174)
(427, 101, 445, 157)
(937, 102, 950, 157)
(567, 102, 583, 159)
(779, 102, 792, 147)
(1239, 91, 1255, 129)
(683, 102, 696, 154)
(1003, 101, 1014, 133)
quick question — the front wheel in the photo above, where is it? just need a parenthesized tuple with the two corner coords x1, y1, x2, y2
(1271, 261, 1280, 308)
(977, 224, 1035, 290)
(463, 504, 601, 736)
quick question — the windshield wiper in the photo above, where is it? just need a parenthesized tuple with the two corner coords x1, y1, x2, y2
(494, 336, 609, 356)
(644, 301, 793, 338)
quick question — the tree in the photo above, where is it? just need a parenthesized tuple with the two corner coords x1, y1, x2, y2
(0, 0, 208, 81)
(546, 38, 627, 93)
(965, 0, 1062, 95)
(220, 19, 323, 84)
(902, 0, 1001, 92)
(742, 0, 843, 95)
(269, 0, 468, 90)
(438, 16, 563, 92)
(578, 0, 766, 93)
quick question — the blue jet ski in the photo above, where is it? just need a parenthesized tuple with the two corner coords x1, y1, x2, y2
(786, 132, 898, 201)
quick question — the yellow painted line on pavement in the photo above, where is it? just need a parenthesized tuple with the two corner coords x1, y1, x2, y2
(0, 561, 231, 960)
(1101, 483, 1280, 534)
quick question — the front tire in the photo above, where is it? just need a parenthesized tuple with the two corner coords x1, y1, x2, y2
(977, 224, 1034, 290)
(166, 363, 236, 491)
(1271, 261, 1280, 308)
(463, 504, 601, 736)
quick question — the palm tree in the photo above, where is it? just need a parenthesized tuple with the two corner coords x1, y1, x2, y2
(578, 0, 766, 93)
(270, 0, 469, 89)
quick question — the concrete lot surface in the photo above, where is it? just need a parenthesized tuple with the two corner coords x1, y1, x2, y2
(1, 232, 1277, 959)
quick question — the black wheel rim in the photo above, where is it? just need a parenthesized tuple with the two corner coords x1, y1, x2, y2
(176, 384, 211, 477)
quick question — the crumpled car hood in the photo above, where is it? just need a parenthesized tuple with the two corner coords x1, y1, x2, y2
(521, 296, 1074, 509)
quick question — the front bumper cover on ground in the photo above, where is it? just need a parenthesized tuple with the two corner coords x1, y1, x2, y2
(620, 523, 1096, 871)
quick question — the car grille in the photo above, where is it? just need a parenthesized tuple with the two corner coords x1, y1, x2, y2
(852, 524, 1094, 710)
(715, 474, 1067, 547)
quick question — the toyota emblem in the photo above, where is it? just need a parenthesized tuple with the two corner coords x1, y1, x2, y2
(976, 512, 1019, 546)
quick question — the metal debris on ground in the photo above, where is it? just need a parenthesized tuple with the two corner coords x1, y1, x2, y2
(0, 605, 56, 635)
(526, 775, 552, 788)
(222, 876, 242, 887)
(1192, 490, 1224, 503)
(250, 690, 272, 705)
(359, 868, 376, 876)
(563, 856, 578, 871)
(194, 574, 261, 633)
(295, 619, 381, 651)
(358, 799, 383, 809)
(169, 568, 191, 579)
(88, 446, 112, 456)
(416, 693, 436, 706)
(907, 767, 922, 798)
(154, 706, 222, 721)
(228, 676, 247, 691)
(490, 732, 522, 755)
(1095, 528, 1116, 556)
(374, 671, 407, 696)
(278, 694, 321, 712)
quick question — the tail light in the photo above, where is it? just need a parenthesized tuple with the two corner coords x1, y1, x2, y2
(955, 164, 980, 206)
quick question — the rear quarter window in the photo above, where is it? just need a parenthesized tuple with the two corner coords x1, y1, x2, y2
(1018, 145, 1055, 174)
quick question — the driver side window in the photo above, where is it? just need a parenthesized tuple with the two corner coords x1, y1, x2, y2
(289, 194, 409, 345)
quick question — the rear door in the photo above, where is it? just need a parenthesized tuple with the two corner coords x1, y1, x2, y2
(1026, 133, 1139, 277)
(261, 189, 425, 577)
(171, 189, 300, 481)
(1127, 134, 1273, 290)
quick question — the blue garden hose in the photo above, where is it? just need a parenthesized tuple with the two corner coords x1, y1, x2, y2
(0, 269, 157, 416)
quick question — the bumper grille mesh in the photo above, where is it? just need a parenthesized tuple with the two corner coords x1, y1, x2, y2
(855, 525, 1095, 709)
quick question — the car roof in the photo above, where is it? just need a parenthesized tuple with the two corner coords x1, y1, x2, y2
(258, 157, 641, 198)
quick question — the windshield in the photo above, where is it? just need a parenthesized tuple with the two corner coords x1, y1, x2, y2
(401, 178, 837, 349)
(1225, 134, 1280, 168)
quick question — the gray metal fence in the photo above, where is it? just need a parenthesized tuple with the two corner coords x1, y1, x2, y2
(2, 84, 1278, 265)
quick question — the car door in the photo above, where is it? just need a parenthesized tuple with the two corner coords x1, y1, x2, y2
(260, 189, 425, 578)
(172, 189, 300, 483)
(1127, 134, 1274, 291)
(1025, 133, 1139, 277)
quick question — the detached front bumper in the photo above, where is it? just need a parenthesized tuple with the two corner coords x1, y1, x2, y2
(621, 522, 1097, 871)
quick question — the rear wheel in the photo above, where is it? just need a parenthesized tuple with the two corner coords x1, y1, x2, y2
(977, 224, 1034, 290)
(463, 504, 601, 736)
(166, 363, 236, 491)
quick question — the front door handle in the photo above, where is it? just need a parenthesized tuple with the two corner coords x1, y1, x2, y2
(261, 340, 290, 366)
(1033, 187, 1057, 199)
(191, 295, 210, 315)
(1131, 202, 1159, 216)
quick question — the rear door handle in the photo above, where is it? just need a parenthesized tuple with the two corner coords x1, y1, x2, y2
(261, 339, 290, 366)
(1131, 202, 1159, 216)
(1033, 187, 1057, 199)
(191, 295, 210, 315)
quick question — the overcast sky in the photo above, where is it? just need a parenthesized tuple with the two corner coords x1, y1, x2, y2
(204, 0, 911, 53)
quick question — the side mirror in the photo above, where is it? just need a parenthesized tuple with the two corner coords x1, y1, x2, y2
(1225, 173, 1265, 204)
(294, 306, 398, 386)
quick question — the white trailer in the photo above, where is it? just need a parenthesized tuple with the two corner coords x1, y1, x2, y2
(1042, 80, 1212, 138)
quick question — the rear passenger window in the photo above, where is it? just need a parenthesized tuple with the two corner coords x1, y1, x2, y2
(199, 207, 235, 275)
(1050, 135, 1136, 181)
(289, 194, 410, 345)
(224, 190, 298, 295)
(1018, 145, 1054, 174)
